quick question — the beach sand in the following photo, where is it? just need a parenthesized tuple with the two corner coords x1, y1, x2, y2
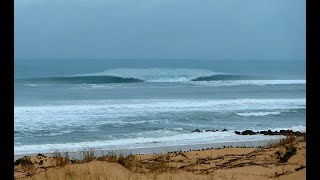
(14, 137, 305, 180)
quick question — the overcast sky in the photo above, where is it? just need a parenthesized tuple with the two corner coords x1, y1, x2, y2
(14, 0, 306, 60)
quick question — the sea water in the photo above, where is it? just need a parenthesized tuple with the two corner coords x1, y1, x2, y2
(14, 59, 306, 155)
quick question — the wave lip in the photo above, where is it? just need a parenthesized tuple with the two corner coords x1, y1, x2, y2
(16, 75, 144, 84)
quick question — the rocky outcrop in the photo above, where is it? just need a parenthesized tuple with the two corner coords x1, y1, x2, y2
(191, 128, 303, 136)
(241, 130, 257, 135)
(192, 129, 202, 133)
(234, 129, 304, 136)
(192, 129, 227, 133)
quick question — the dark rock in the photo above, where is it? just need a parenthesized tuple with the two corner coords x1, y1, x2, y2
(205, 130, 212, 132)
(241, 130, 257, 135)
(265, 129, 273, 135)
(286, 130, 294, 135)
(280, 130, 286, 134)
(279, 130, 289, 136)
(294, 131, 303, 136)
(235, 129, 304, 137)
(192, 129, 202, 133)
(273, 131, 281, 135)
(222, 129, 227, 132)
(37, 153, 46, 157)
(259, 131, 267, 135)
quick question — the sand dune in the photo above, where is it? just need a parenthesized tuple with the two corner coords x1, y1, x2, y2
(14, 139, 306, 180)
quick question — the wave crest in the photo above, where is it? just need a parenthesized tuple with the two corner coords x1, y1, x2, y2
(74, 68, 277, 82)
(74, 68, 220, 82)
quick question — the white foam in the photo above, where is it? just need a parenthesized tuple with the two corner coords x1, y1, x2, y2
(24, 84, 54, 87)
(268, 125, 306, 132)
(190, 80, 306, 87)
(289, 125, 306, 132)
(236, 111, 281, 117)
(14, 98, 305, 135)
(14, 131, 282, 155)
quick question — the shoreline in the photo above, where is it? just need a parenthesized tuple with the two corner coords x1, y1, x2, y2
(14, 138, 283, 161)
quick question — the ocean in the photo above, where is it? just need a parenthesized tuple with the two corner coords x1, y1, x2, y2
(14, 59, 306, 155)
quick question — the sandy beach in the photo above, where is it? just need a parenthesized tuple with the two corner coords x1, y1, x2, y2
(14, 136, 305, 180)
(14, 138, 283, 161)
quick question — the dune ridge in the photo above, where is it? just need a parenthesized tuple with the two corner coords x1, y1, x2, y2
(14, 135, 306, 180)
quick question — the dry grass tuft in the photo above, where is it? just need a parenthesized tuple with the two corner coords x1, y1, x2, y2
(81, 148, 96, 162)
(99, 150, 139, 170)
(118, 154, 137, 169)
(14, 156, 36, 176)
(144, 154, 171, 173)
(52, 150, 70, 167)
(267, 135, 296, 148)
(97, 150, 118, 162)
(14, 156, 33, 166)
(275, 144, 297, 163)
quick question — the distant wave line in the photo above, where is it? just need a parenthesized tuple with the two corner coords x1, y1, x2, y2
(16, 72, 305, 85)
(16, 75, 144, 84)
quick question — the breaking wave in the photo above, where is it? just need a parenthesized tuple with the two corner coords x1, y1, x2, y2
(74, 68, 220, 82)
(16, 68, 305, 85)
(191, 74, 270, 81)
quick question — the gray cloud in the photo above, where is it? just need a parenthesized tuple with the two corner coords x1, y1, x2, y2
(14, 0, 306, 60)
